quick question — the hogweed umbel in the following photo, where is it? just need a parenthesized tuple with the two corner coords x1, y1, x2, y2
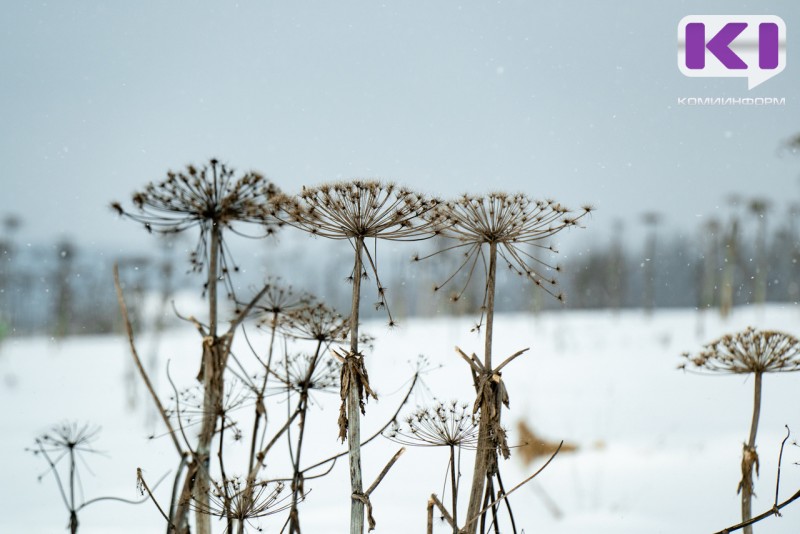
(416, 192, 590, 533)
(112, 159, 281, 290)
(29, 423, 103, 534)
(385, 401, 479, 533)
(681, 327, 800, 534)
(272, 179, 439, 534)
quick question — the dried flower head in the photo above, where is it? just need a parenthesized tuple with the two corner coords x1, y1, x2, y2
(279, 301, 349, 342)
(273, 180, 440, 324)
(275, 180, 438, 241)
(166, 380, 251, 437)
(384, 400, 480, 448)
(112, 159, 281, 289)
(680, 327, 800, 374)
(191, 477, 288, 529)
(32, 422, 101, 456)
(29, 423, 103, 533)
(417, 193, 591, 321)
(270, 352, 340, 397)
(248, 279, 312, 325)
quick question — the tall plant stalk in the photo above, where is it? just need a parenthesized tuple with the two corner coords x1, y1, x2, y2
(195, 222, 221, 534)
(112, 159, 281, 533)
(348, 236, 366, 533)
(681, 328, 800, 534)
(417, 194, 589, 533)
(741, 371, 762, 534)
(465, 242, 497, 529)
(274, 180, 438, 533)
(449, 445, 459, 534)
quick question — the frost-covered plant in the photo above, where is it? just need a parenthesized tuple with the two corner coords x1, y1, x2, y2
(273, 180, 438, 534)
(417, 192, 590, 533)
(680, 327, 800, 534)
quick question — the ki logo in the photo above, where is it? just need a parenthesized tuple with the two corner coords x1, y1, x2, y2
(678, 15, 786, 90)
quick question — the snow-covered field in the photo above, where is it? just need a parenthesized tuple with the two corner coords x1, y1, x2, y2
(3, 305, 800, 533)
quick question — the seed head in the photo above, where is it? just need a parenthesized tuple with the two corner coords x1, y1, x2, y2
(272, 180, 440, 325)
(270, 352, 340, 397)
(192, 477, 289, 526)
(279, 301, 349, 343)
(384, 400, 479, 448)
(112, 159, 282, 280)
(418, 192, 590, 310)
(680, 327, 800, 375)
(273, 180, 439, 241)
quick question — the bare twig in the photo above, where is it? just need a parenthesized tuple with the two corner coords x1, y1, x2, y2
(775, 425, 791, 511)
(352, 448, 406, 532)
(365, 448, 405, 497)
(714, 487, 800, 533)
(114, 264, 183, 456)
(300, 371, 419, 476)
(461, 441, 563, 532)
(137, 468, 177, 531)
(428, 494, 456, 528)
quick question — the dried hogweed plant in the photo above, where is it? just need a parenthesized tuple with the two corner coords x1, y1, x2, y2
(29, 423, 156, 534)
(680, 327, 800, 534)
(187, 477, 290, 534)
(273, 180, 438, 533)
(385, 401, 479, 534)
(273, 301, 347, 533)
(417, 192, 590, 533)
(112, 160, 282, 534)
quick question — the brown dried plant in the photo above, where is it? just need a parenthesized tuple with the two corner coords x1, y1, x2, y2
(112, 160, 282, 534)
(30, 423, 158, 534)
(272, 180, 438, 533)
(417, 192, 590, 533)
(188, 477, 289, 534)
(681, 327, 800, 534)
(112, 159, 281, 295)
(386, 401, 480, 534)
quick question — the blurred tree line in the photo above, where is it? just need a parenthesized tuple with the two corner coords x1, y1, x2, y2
(1, 193, 798, 338)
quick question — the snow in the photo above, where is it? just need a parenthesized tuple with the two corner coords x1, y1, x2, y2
(2, 305, 800, 533)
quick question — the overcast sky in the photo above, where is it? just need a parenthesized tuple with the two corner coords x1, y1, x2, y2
(2, 1, 799, 253)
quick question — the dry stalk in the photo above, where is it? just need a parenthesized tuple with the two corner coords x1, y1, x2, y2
(272, 180, 437, 533)
(681, 327, 800, 532)
(417, 193, 589, 532)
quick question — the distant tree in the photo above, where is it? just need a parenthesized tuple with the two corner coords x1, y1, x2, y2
(748, 198, 770, 306)
(641, 212, 662, 314)
(53, 239, 75, 339)
(720, 195, 742, 318)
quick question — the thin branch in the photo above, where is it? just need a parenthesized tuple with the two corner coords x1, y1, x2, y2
(167, 455, 188, 532)
(495, 348, 529, 373)
(714, 487, 800, 533)
(365, 447, 405, 497)
(775, 425, 791, 510)
(114, 264, 183, 456)
(78, 471, 171, 511)
(428, 494, 456, 528)
(137, 468, 177, 531)
(226, 282, 272, 335)
(301, 371, 419, 475)
(165, 360, 195, 453)
(461, 441, 563, 531)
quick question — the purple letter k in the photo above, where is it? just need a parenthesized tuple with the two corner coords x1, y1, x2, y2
(686, 22, 748, 70)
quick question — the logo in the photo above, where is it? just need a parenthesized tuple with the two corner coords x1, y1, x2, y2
(678, 15, 786, 89)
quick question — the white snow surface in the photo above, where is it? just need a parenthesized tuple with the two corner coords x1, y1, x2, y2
(3, 305, 800, 533)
